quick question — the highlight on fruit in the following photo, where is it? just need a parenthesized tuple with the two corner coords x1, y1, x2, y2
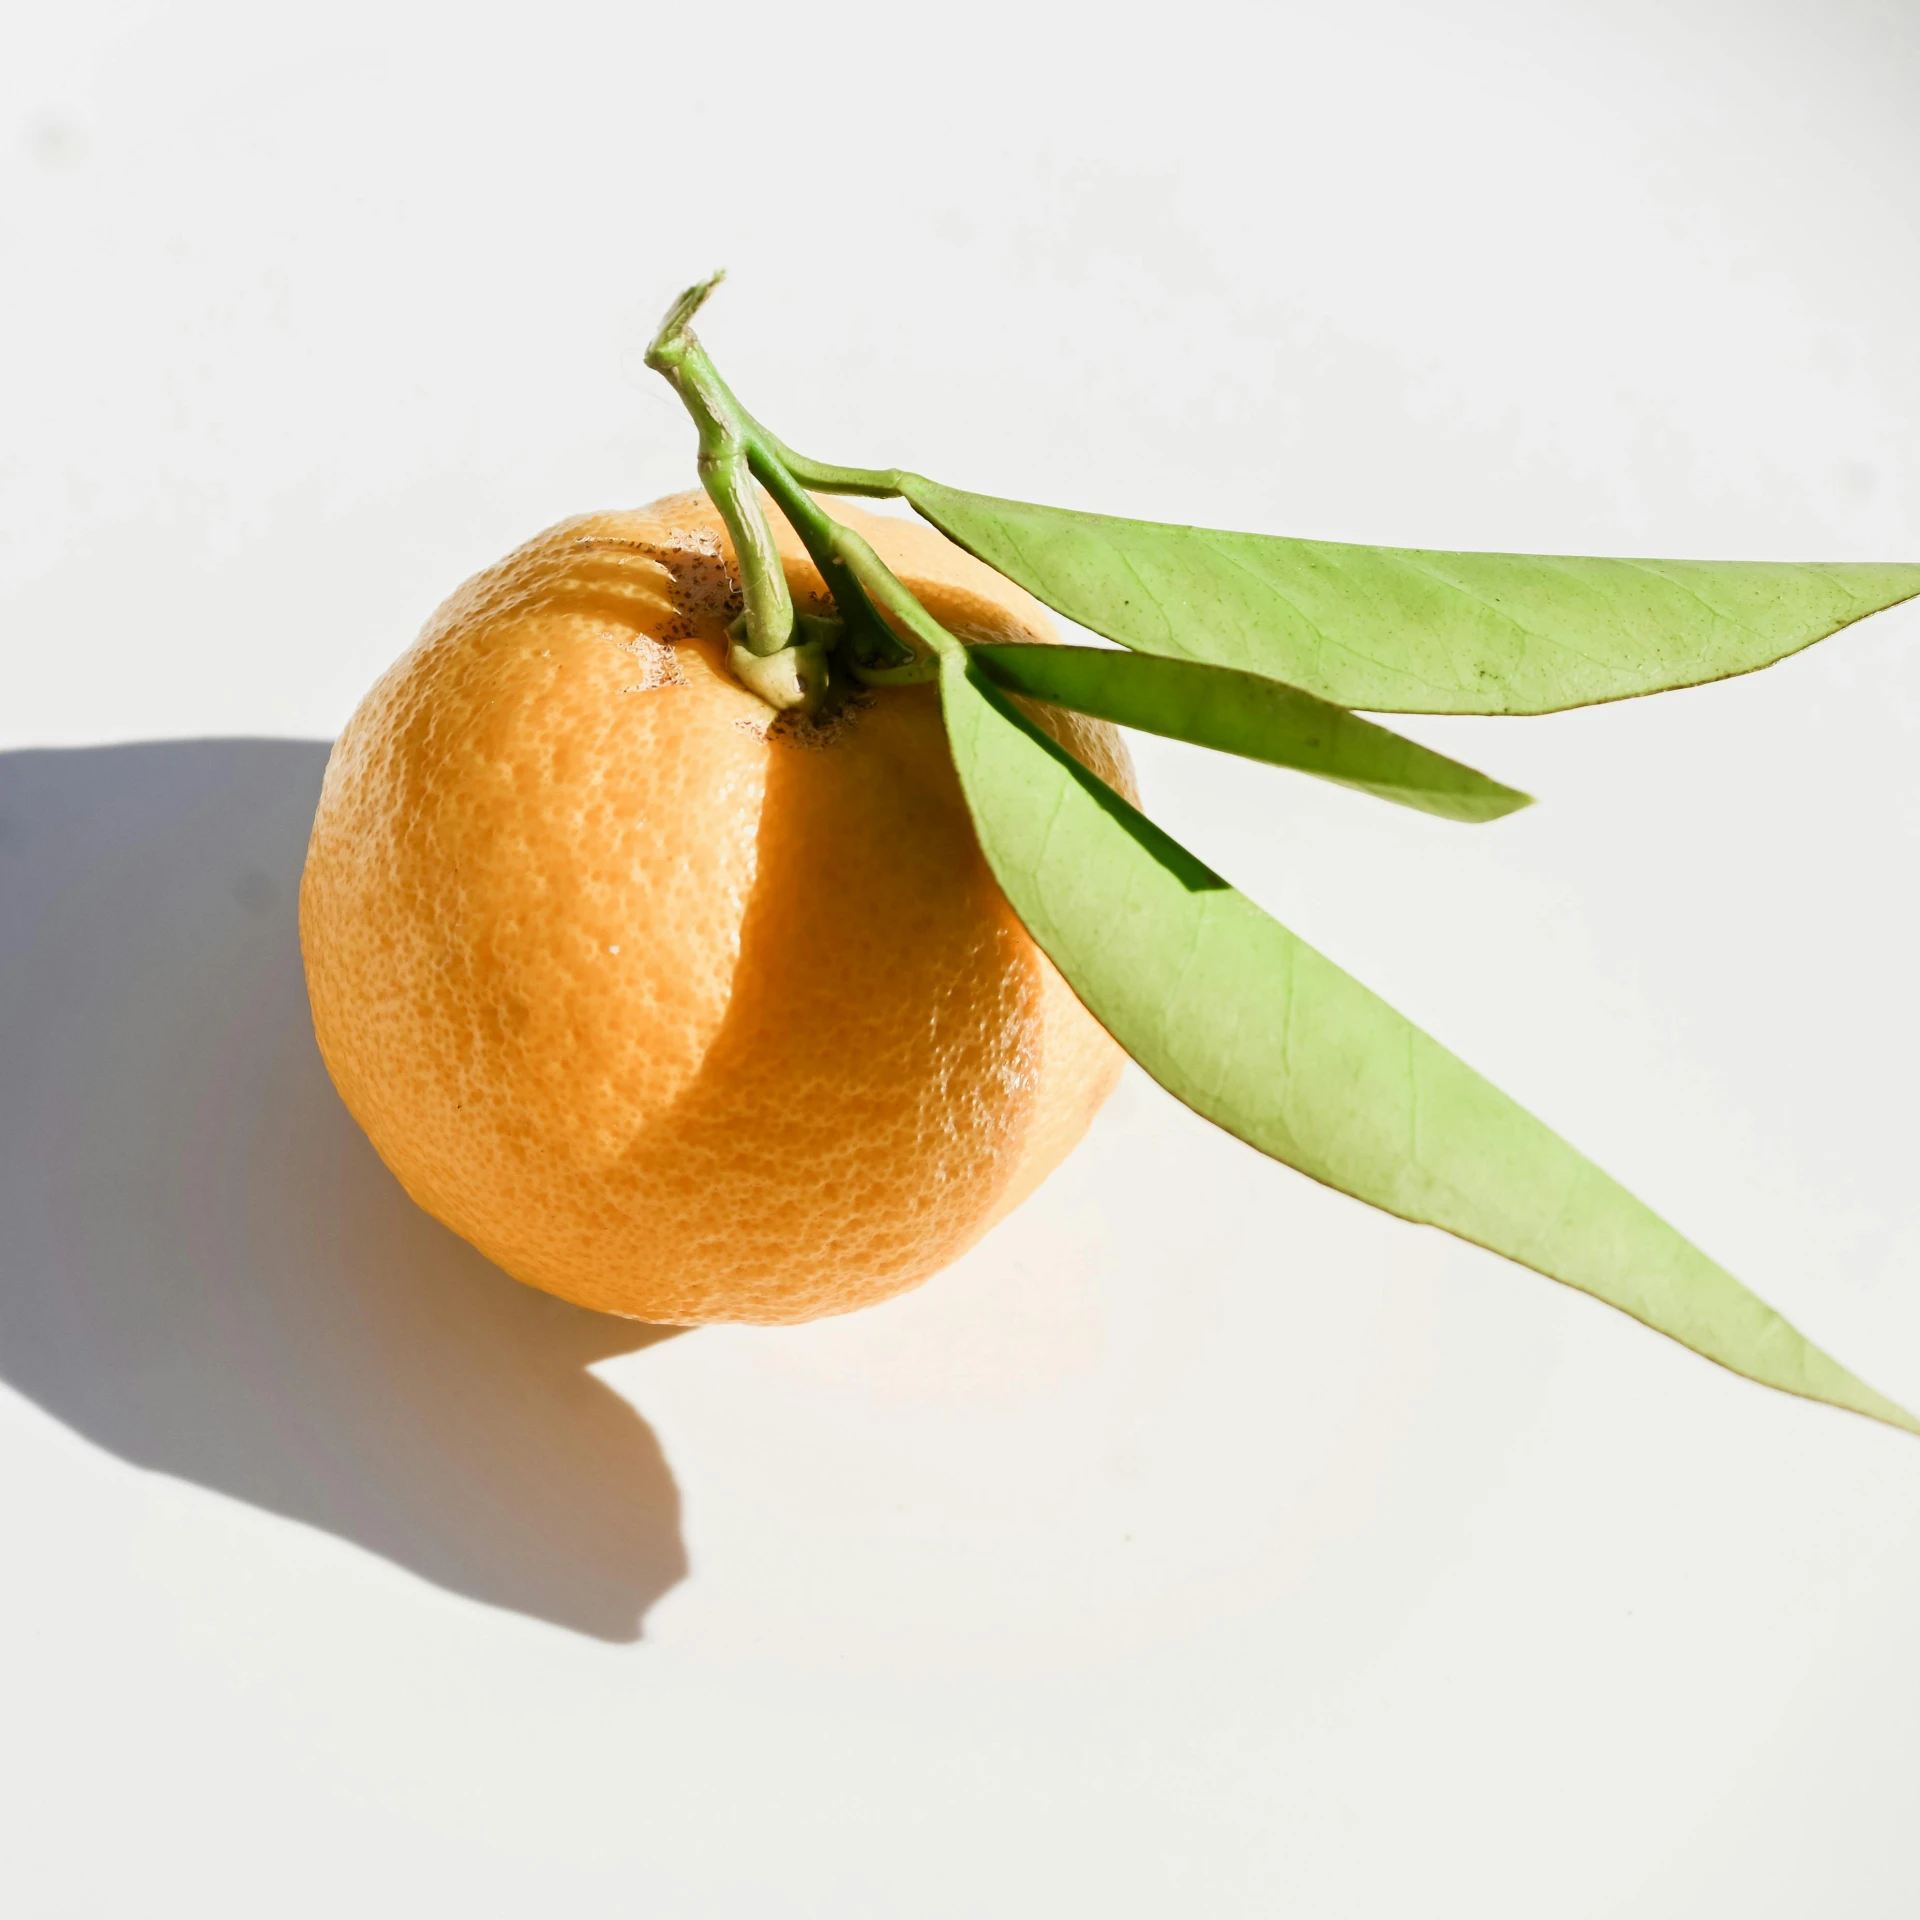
(301, 270, 1920, 1435)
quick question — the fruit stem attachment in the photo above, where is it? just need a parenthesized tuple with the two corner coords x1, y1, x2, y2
(645, 275, 950, 694)
(746, 452, 955, 683)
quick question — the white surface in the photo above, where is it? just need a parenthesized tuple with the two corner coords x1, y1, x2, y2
(5, 3, 1919, 1913)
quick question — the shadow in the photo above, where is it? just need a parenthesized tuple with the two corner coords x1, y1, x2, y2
(596, 688, 1044, 1321)
(0, 740, 687, 1642)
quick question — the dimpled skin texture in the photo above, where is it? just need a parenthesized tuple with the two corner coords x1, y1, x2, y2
(300, 491, 1135, 1323)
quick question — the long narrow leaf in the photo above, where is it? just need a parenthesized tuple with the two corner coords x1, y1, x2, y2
(971, 642, 1530, 823)
(907, 477, 1920, 716)
(939, 650, 1916, 1434)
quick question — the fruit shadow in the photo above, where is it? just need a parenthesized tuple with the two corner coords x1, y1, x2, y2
(0, 739, 686, 1643)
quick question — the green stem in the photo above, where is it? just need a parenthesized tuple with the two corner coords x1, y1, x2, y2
(644, 275, 793, 661)
(704, 448, 793, 658)
(739, 441, 918, 670)
(744, 447, 946, 682)
(646, 276, 946, 686)
(748, 427, 906, 502)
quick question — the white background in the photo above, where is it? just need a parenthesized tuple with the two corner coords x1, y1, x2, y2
(5, 2, 1920, 1913)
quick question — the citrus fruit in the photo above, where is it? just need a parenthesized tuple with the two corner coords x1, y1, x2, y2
(300, 490, 1134, 1324)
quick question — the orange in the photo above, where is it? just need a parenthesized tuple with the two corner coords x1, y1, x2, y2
(299, 490, 1135, 1324)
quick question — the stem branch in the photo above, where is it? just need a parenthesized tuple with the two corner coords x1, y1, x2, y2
(748, 426, 905, 502)
(645, 274, 794, 663)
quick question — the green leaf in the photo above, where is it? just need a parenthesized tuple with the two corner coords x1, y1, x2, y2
(905, 476, 1920, 716)
(938, 650, 1918, 1436)
(970, 642, 1530, 824)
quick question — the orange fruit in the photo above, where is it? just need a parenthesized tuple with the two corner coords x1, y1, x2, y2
(300, 490, 1135, 1324)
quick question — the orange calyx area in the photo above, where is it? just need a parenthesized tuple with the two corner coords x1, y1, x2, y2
(299, 490, 1135, 1324)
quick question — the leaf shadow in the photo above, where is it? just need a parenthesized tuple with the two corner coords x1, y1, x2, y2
(0, 739, 687, 1642)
